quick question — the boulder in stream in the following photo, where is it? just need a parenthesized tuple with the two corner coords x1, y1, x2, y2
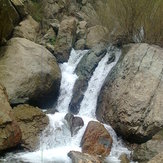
(64, 113, 84, 136)
(69, 44, 107, 114)
(13, 104, 49, 151)
(68, 151, 101, 163)
(81, 121, 113, 159)
(96, 43, 163, 143)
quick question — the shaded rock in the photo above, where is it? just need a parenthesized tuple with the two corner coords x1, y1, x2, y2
(148, 152, 163, 163)
(86, 25, 108, 48)
(13, 104, 49, 150)
(0, 84, 21, 152)
(75, 39, 85, 50)
(96, 43, 163, 143)
(13, 15, 40, 42)
(133, 130, 163, 163)
(10, 0, 27, 18)
(0, 0, 20, 45)
(54, 17, 77, 63)
(69, 44, 107, 114)
(81, 121, 113, 159)
(64, 113, 84, 136)
(68, 151, 101, 163)
(0, 37, 61, 107)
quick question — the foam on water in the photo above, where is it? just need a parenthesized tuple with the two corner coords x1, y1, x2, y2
(2, 48, 131, 163)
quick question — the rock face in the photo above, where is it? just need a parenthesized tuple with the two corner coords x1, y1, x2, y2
(133, 130, 163, 163)
(0, 37, 61, 107)
(86, 25, 108, 48)
(0, 0, 20, 45)
(64, 113, 84, 136)
(13, 15, 40, 42)
(13, 104, 49, 150)
(69, 44, 107, 114)
(68, 151, 101, 163)
(54, 17, 77, 63)
(96, 43, 163, 143)
(0, 84, 21, 152)
(81, 121, 113, 159)
(148, 152, 163, 163)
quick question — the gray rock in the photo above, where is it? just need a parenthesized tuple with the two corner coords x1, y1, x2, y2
(96, 43, 163, 143)
(69, 44, 107, 114)
(64, 113, 84, 136)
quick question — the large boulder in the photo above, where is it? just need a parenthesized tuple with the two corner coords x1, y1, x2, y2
(69, 44, 107, 114)
(13, 15, 40, 42)
(86, 25, 108, 48)
(0, 84, 21, 152)
(68, 151, 101, 163)
(81, 121, 113, 159)
(0, 37, 61, 107)
(13, 104, 49, 151)
(96, 43, 163, 143)
(54, 17, 77, 63)
(0, 0, 20, 45)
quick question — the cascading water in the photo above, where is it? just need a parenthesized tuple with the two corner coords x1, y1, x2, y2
(2, 47, 131, 163)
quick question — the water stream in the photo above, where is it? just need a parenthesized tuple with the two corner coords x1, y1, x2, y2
(2, 48, 131, 163)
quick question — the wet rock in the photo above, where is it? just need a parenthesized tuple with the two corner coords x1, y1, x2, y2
(0, 0, 20, 45)
(69, 44, 107, 114)
(86, 25, 108, 48)
(13, 104, 49, 151)
(0, 37, 61, 107)
(13, 15, 40, 42)
(96, 43, 163, 143)
(68, 151, 101, 163)
(81, 121, 113, 159)
(0, 84, 21, 152)
(64, 113, 84, 136)
(54, 17, 77, 63)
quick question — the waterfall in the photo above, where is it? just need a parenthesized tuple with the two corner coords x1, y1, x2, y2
(2, 48, 131, 163)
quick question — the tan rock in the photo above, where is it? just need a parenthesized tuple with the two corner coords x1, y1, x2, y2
(86, 25, 108, 48)
(0, 37, 61, 106)
(54, 17, 77, 63)
(148, 152, 163, 163)
(13, 15, 40, 41)
(68, 151, 101, 163)
(13, 104, 49, 150)
(81, 121, 113, 159)
(96, 43, 163, 143)
(0, 84, 21, 152)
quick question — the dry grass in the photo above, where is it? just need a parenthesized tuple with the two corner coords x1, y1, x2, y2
(93, 0, 163, 47)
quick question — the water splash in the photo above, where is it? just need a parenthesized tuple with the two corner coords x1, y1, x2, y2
(2, 48, 131, 163)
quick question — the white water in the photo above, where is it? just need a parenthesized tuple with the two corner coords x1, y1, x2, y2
(2, 48, 131, 163)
